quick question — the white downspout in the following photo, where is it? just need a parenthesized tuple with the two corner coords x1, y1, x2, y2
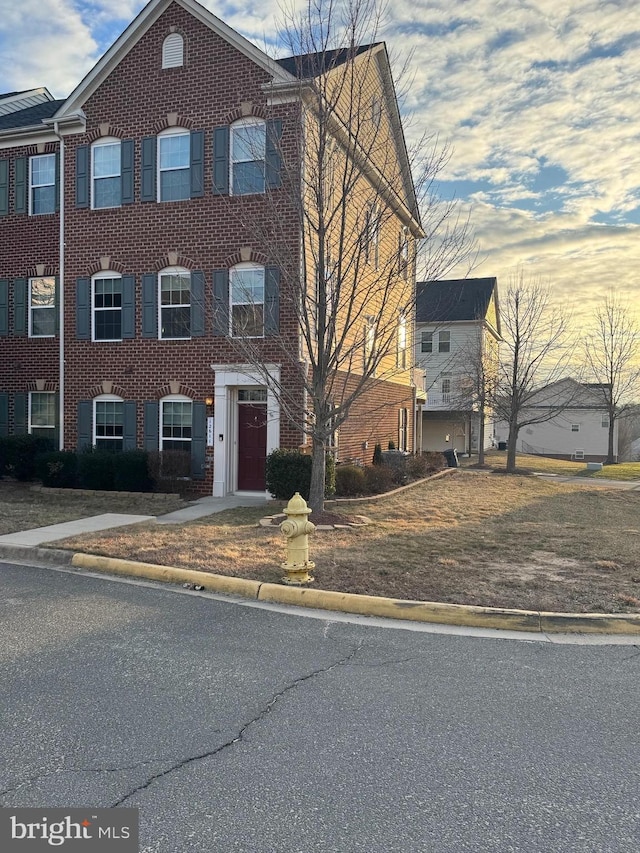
(54, 121, 64, 450)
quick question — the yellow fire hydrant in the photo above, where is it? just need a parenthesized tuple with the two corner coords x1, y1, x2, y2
(280, 492, 316, 585)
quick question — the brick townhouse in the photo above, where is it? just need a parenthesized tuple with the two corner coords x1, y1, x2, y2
(0, 0, 422, 495)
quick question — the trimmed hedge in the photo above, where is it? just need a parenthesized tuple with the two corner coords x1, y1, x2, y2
(36, 451, 79, 488)
(0, 435, 55, 481)
(265, 449, 335, 501)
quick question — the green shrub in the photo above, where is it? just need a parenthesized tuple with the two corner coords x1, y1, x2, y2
(387, 440, 396, 450)
(335, 464, 366, 496)
(147, 450, 191, 493)
(372, 443, 384, 466)
(78, 448, 115, 491)
(364, 464, 394, 494)
(113, 450, 154, 492)
(36, 451, 79, 488)
(0, 434, 55, 481)
(266, 449, 335, 501)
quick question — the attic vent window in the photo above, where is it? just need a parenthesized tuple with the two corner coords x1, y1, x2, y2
(163, 33, 184, 68)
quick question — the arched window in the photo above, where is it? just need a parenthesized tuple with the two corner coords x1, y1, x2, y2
(92, 137, 121, 208)
(230, 263, 265, 337)
(162, 33, 184, 68)
(230, 119, 266, 195)
(94, 394, 124, 451)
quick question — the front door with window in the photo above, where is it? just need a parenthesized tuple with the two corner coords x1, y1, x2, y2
(237, 402, 267, 490)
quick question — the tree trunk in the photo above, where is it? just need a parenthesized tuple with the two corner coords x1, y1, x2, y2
(308, 436, 326, 515)
(478, 408, 486, 466)
(506, 422, 519, 472)
(606, 417, 616, 465)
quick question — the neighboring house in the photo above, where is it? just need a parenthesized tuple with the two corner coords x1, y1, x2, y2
(415, 277, 501, 454)
(494, 378, 618, 461)
(0, 0, 421, 494)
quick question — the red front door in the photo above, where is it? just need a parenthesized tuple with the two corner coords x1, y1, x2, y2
(237, 403, 267, 490)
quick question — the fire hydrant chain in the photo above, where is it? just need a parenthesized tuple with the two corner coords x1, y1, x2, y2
(280, 492, 316, 585)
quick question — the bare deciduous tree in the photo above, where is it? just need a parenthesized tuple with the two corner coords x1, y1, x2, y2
(452, 334, 499, 465)
(583, 294, 640, 464)
(218, 0, 476, 511)
(492, 273, 577, 473)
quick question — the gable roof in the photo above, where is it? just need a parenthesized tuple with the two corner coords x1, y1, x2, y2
(0, 99, 65, 131)
(54, 0, 296, 120)
(416, 278, 499, 325)
(276, 44, 378, 78)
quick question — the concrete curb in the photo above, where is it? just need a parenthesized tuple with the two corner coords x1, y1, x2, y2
(67, 552, 640, 635)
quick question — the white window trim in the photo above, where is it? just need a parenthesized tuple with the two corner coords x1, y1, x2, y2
(398, 407, 408, 452)
(28, 391, 56, 435)
(159, 266, 191, 340)
(92, 272, 123, 342)
(421, 330, 433, 353)
(93, 394, 124, 449)
(28, 276, 56, 338)
(230, 262, 265, 339)
(91, 137, 121, 210)
(157, 128, 190, 203)
(438, 330, 451, 353)
(230, 118, 266, 197)
(159, 394, 193, 452)
(162, 32, 184, 69)
(29, 153, 55, 216)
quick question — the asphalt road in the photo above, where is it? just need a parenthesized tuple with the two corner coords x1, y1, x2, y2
(1, 561, 639, 853)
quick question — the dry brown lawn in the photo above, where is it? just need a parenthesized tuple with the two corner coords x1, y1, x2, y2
(52, 471, 640, 614)
(0, 481, 186, 535)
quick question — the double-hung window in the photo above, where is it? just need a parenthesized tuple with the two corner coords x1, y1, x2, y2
(158, 131, 190, 201)
(30, 154, 56, 215)
(438, 330, 451, 353)
(29, 392, 56, 438)
(92, 139, 121, 208)
(161, 397, 192, 453)
(421, 330, 433, 353)
(230, 119, 266, 195)
(94, 396, 124, 451)
(160, 268, 191, 338)
(29, 277, 56, 337)
(93, 275, 122, 341)
(441, 376, 451, 402)
(230, 264, 265, 337)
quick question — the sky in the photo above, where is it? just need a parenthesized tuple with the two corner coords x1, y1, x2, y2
(1, 0, 639, 324)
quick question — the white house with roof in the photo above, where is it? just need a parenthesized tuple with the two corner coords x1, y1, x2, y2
(494, 378, 618, 461)
(415, 277, 501, 455)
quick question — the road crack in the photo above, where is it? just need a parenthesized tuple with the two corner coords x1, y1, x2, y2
(110, 643, 362, 807)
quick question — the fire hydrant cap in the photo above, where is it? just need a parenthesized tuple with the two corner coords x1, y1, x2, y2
(285, 492, 312, 516)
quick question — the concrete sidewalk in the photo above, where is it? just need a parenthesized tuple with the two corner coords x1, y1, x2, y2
(0, 493, 271, 547)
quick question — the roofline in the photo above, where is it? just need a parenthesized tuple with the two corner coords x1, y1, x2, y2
(54, 0, 295, 120)
(0, 87, 53, 108)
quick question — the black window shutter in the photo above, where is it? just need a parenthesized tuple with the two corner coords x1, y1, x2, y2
(142, 274, 157, 338)
(123, 401, 137, 450)
(54, 276, 60, 336)
(265, 266, 280, 335)
(121, 275, 135, 339)
(14, 157, 26, 214)
(0, 160, 8, 216)
(53, 392, 60, 449)
(191, 402, 206, 480)
(190, 130, 204, 198)
(213, 269, 229, 336)
(75, 145, 89, 208)
(13, 278, 27, 336)
(212, 127, 229, 195)
(121, 140, 135, 205)
(76, 277, 91, 340)
(14, 393, 27, 435)
(54, 151, 60, 212)
(77, 400, 92, 450)
(190, 270, 205, 336)
(141, 137, 156, 202)
(0, 393, 8, 436)
(144, 401, 159, 451)
(0, 279, 8, 336)
(266, 120, 283, 190)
